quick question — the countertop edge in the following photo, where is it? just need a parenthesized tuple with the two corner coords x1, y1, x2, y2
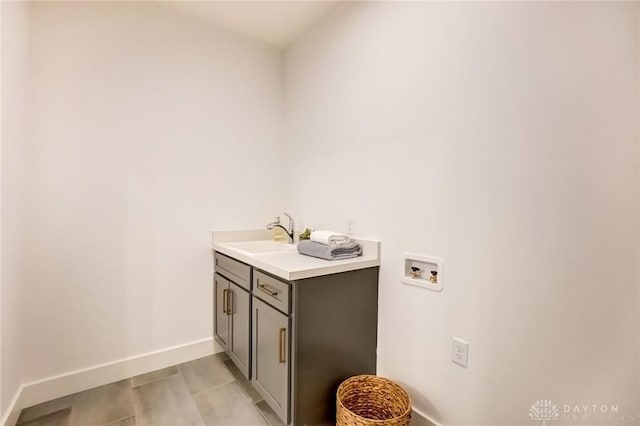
(211, 232, 381, 281)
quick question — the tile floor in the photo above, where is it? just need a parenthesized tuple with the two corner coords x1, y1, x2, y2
(16, 353, 285, 426)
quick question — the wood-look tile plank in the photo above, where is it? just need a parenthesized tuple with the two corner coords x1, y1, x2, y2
(17, 395, 75, 424)
(132, 374, 203, 426)
(16, 408, 71, 426)
(104, 416, 136, 426)
(177, 355, 234, 394)
(222, 359, 263, 403)
(130, 366, 178, 388)
(255, 400, 285, 426)
(68, 380, 134, 426)
(192, 382, 267, 426)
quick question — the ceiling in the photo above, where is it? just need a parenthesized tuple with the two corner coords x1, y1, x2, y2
(158, 1, 339, 48)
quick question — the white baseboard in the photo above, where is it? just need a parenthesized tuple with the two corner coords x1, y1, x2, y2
(412, 407, 443, 426)
(2, 337, 221, 426)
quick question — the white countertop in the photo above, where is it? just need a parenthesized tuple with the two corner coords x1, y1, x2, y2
(211, 230, 381, 281)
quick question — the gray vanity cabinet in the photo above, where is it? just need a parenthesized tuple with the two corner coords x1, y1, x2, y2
(228, 282, 251, 378)
(214, 253, 252, 379)
(252, 297, 290, 423)
(213, 273, 229, 351)
(251, 267, 379, 426)
(214, 250, 379, 426)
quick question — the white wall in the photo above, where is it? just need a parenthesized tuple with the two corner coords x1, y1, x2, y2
(20, 1, 283, 385)
(285, 2, 640, 425)
(1, 0, 31, 417)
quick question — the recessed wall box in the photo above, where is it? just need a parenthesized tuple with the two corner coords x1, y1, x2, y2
(401, 253, 443, 291)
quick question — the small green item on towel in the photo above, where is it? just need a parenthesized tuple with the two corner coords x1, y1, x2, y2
(298, 228, 312, 240)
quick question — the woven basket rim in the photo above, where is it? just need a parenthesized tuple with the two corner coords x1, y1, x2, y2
(337, 374, 412, 423)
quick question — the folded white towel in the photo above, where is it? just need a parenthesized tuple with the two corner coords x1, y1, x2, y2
(310, 230, 351, 246)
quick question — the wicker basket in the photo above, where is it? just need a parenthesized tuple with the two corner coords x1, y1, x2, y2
(336, 375, 412, 426)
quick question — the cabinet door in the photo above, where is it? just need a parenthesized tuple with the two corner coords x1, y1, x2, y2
(228, 282, 251, 379)
(252, 297, 290, 424)
(214, 273, 229, 351)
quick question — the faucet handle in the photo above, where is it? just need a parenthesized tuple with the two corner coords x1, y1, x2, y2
(266, 216, 281, 230)
(283, 212, 293, 225)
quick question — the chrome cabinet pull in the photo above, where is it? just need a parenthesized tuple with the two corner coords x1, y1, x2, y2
(278, 328, 286, 363)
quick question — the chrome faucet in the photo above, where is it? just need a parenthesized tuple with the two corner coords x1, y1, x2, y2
(266, 212, 295, 243)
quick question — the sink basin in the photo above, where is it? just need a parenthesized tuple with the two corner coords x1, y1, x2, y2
(225, 240, 297, 255)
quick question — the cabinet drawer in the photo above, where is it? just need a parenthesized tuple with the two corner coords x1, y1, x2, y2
(253, 270, 290, 314)
(214, 252, 251, 291)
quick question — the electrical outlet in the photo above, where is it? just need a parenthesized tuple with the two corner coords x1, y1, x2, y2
(452, 337, 469, 368)
(346, 216, 354, 235)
